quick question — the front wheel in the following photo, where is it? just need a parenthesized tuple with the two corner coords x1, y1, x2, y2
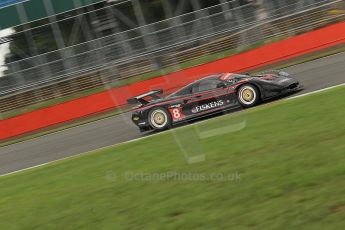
(148, 107, 172, 131)
(237, 84, 260, 108)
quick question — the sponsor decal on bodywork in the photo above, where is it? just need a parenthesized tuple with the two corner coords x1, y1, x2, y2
(170, 104, 182, 108)
(192, 100, 224, 113)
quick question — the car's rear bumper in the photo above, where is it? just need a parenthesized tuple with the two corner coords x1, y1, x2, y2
(131, 112, 152, 132)
(132, 121, 152, 132)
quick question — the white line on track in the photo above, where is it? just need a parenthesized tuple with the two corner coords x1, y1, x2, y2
(287, 83, 345, 99)
(0, 82, 344, 178)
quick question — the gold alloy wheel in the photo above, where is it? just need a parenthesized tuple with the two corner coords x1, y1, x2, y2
(238, 85, 258, 106)
(150, 109, 169, 129)
(153, 112, 166, 125)
(242, 88, 254, 102)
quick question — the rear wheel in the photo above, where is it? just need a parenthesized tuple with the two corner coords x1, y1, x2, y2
(148, 107, 171, 130)
(237, 84, 260, 107)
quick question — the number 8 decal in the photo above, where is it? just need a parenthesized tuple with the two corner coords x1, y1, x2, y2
(169, 107, 184, 121)
(173, 108, 181, 119)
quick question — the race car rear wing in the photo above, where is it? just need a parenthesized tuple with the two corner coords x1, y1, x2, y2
(127, 89, 163, 106)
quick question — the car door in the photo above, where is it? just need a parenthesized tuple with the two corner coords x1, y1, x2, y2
(177, 84, 200, 118)
(167, 85, 195, 122)
(184, 79, 229, 116)
(167, 82, 208, 119)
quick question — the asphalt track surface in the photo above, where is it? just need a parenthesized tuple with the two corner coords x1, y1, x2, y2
(1, 52, 345, 175)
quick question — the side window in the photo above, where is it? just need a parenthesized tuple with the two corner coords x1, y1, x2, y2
(192, 80, 223, 93)
(174, 86, 192, 97)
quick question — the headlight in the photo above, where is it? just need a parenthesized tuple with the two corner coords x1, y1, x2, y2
(132, 116, 140, 121)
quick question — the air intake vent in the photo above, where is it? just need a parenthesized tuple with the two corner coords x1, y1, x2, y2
(289, 83, 298, 89)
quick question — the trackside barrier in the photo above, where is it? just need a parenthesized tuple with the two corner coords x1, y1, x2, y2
(1, 21, 345, 140)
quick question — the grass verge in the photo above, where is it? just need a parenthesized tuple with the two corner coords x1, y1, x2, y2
(0, 86, 344, 229)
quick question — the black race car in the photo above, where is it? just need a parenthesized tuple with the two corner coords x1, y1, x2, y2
(128, 71, 303, 132)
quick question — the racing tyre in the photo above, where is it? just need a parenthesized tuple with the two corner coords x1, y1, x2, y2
(237, 84, 260, 108)
(148, 107, 172, 130)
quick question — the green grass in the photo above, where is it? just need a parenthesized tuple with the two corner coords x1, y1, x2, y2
(0, 86, 344, 229)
